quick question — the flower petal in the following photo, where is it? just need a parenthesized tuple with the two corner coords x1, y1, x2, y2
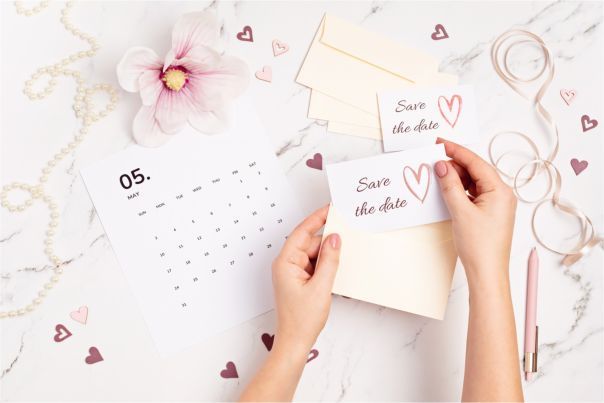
(171, 11, 219, 60)
(116, 47, 162, 92)
(188, 108, 229, 134)
(138, 69, 163, 106)
(132, 106, 172, 147)
(185, 52, 250, 111)
(154, 89, 195, 134)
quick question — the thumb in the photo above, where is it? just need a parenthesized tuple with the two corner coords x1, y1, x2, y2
(434, 160, 471, 217)
(310, 233, 341, 292)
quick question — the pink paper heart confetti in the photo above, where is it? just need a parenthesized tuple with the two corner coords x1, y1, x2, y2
(403, 164, 431, 204)
(261, 333, 274, 351)
(581, 114, 598, 132)
(272, 39, 289, 57)
(53, 324, 72, 342)
(306, 153, 323, 170)
(220, 361, 239, 379)
(570, 158, 588, 175)
(70, 306, 88, 325)
(437, 94, 463, 128)
(255, 66, 272, 83)
(236, 26, 253, 42)
(306, 349, 319, 363)
(431, 24, 449, 40)
(85, 346, 104, 364)
(560, 89, 576, 105)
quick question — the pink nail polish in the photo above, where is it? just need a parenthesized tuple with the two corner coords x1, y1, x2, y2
(434, 161, 448, 178)
(330, 233, 340, 249)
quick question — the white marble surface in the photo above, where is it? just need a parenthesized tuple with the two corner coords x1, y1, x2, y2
(1, 1, 603, 401)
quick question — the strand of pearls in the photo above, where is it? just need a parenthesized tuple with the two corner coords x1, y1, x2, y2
(1, 1, 118, 319)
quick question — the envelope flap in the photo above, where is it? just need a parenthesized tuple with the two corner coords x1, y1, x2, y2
(320, 14, 439, 82)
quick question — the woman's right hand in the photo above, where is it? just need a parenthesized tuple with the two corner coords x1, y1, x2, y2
(433, 139, 517, 290)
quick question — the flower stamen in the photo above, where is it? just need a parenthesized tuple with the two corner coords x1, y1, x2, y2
(161, 68, 187, 91)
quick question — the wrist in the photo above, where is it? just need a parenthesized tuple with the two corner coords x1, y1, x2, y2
(272, 329, 314, 365)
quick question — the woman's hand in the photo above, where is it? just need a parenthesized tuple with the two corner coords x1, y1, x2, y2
(434, 139, 517, 289)
(240, 205, 341, 402)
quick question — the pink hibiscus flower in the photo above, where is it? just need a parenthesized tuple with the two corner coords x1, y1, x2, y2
(117, 11, 249, 146)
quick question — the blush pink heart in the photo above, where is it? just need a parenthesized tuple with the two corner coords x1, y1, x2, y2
(255, 66, 272, 83)
(53, 324, 72, 342)
(236, 26, 253, 42)
(581, 114, 598, 132)
(261, 333, 274, 351)
(403, 164, 431, 204)
(570, 158, 588, 175)
(431, 24, 449, 40)
(272, 39, 289, 57)
(306, 349, 319, 363)
(438, 94, 463, 128)
(560, 89, 576, 105)
(70, 306, 88, 325)
(220, 361, 239, 379)
(85, 346, 104, 364)
(306, 153, 323, 170)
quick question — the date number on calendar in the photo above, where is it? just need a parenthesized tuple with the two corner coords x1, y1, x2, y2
(119, 168, 150, 191)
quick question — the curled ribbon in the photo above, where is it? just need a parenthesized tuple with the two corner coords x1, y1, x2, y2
(489, 29, 603, 266)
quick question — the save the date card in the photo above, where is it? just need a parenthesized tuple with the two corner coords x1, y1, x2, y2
(378, 85, 479, 152)
(326, 144, 450, 232)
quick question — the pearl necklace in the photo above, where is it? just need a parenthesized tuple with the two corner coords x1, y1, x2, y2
(1, 1, 118, 318)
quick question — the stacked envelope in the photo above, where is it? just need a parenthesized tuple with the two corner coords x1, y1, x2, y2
(296, 14, 459, 320)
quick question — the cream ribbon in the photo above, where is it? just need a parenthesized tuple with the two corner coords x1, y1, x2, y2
(489, 29, 602, 266)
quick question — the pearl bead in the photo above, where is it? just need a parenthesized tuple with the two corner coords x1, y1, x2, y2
(44, 282, 53, 290)
(26, 305, 35, 312)
(34, 298, 43, 305)
(51, 275, 60, 283)
(8, 311, 17, 317)
(0, 312, 7, 318)
(39, 290, 47, 297)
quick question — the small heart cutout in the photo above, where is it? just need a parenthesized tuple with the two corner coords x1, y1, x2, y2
(255, 66, 272, 83)
(581, 114, 598, 132)
(306, 153, 323, 170)
(560, 89, 576, 105)
(570, 158, 588, 175)
(272, 39, 289, 57)
(220, 361, 239, 379)
(85, 346, 103, 364)
(306, 349, 319, 363)
(53, 324, 72, 342)
(70, 306, 88, 324)
(236, 26, 253, 42)
(261, 333, 274, 351)
(431, 24, 449, 40)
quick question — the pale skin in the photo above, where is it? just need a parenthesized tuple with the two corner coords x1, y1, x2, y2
(240, 140, 524, 402)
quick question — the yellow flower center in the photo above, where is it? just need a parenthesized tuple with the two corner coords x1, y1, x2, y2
(162, 68, 187, 91)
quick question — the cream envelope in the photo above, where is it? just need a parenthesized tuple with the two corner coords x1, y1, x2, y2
(296, 14, 458, 138)
(323, 206, 457, 320)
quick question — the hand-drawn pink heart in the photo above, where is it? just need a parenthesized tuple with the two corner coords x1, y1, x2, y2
(53, 324, 72, 342)
(438, 94, 463, 128)
(261, 333, 274, 351)
(236, 26, 253, 42)
(220, 361, 239, 379)
(306, 153, 323, 170)
(272, 39, 289, 57)
(570, 158, 588, 175)
(306, 349, 319, 363)
(85, 346, 104, 364)
(70, 306, 88, 325)
(431, 24, 449, 40)
(560, 89, 576, 105)
(403, 164, 431, 204)
(255, 66, 272, 83)
(581, 114, 598, 132)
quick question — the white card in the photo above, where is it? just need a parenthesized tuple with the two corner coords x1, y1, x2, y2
(326, 144, 450, 232)
(378, 84, 479, 152)
(81, 98, 302, 355)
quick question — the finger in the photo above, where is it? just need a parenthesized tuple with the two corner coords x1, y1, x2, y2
(306, 235, 323, 259)
(286, 205, 329, 251)
(310, 233, 341, 292)
(436, 139, 501, 194)
(450, 160, 478, 198)
(434, 160, 473, 218)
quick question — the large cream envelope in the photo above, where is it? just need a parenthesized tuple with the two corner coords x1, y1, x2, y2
(296, 14, 458, 138)
(323, 206, 457, 320)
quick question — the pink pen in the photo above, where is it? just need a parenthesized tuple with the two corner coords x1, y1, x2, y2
(524, 247, 539, 381)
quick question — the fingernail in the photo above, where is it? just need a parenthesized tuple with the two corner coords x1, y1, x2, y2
(329, 233, 340, 249)
(435, 160, 448, 178)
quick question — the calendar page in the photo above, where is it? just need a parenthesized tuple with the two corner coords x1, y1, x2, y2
(81, 99, 302, 355)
